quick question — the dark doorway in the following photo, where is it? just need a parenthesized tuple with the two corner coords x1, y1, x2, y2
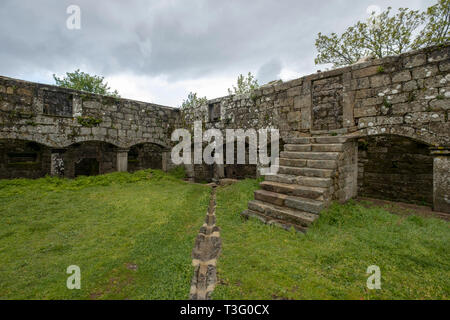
(127, 143, 163, 172)
(358, 135, 433, 206)
(75, 158, 99, 177)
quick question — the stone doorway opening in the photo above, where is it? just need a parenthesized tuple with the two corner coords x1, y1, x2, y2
(0, 139, 51, 179)
(127, 143, 164, 172)
(65, 141, 118, 178)
(357, 135, 433, 207)
(74, 158, 100, 177)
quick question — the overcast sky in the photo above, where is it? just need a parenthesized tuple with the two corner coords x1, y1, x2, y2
(0, 0, 435, 107)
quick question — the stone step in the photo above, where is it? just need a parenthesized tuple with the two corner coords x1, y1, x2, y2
(311, 144, 345, 152)
(307, 159, 337, 169)
(284, 137, 311, 144)
(284, 196, 325, 215)
(284, 144, 312, 152)
(247, 200, 319, 227)
(279, 166, 334, 178)
(260, 181, 326, 200)
(298, 176, 333, 188)
(242, 209, 309, 233)
(265, 174, 299, 185)
(279, 158, 337, 169)
(254, 189, 288, 206)
(280, 151, 340, 161)
(285, 136, 349, 144)
(312, 136, 349, 144)
(279, 158, 307, 167)
(264, 173, 333, 188)
(254, 189, 326, 215)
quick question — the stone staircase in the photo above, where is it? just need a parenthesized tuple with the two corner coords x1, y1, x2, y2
(242, 136, 351, 232)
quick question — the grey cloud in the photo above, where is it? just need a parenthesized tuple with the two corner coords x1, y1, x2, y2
(0, 0, 433, 83)
(257, 59, 282, 85)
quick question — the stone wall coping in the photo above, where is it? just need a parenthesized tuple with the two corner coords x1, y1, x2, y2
(0, 75, 179, 112)
(202, 42, 449, 105)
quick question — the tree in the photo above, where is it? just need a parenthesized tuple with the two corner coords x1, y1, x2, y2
(315, 0, 449, 68)
(414, 0, 450, 49)
(228, 72, 259, 95)
(53, 69, 120, 97)
(180, 92, 207, 110)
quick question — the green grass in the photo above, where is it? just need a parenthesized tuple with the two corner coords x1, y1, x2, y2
(1, 173, 449, 300)
(0, 169, 210, 299)
(213, 179, 450, 300)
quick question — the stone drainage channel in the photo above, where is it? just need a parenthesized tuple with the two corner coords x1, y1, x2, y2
(189, 185, 222, 300)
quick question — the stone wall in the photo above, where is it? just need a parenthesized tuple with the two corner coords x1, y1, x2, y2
(182, 44, 449, 147)
(0, 43, 449, 212)
(0, 75, 180, 177)
(181, 43, 449, 212)
(0, 76, 180, 149)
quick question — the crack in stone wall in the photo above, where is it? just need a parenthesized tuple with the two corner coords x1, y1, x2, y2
(189, 186, 221, 300)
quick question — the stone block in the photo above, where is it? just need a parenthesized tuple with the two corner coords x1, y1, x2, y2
(403, 53, 427, 68)
(392, 70, 411, 83)
(370, 74, 391, 88)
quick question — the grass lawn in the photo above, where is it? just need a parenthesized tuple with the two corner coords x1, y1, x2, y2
(1, 172, 448, 300)
(213, 179, 450, 300)
(0, 169, 210, 299)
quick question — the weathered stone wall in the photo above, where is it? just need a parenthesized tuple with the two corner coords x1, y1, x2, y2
(312, 75, 344, 131)
(182, 44, 449, 147)
(0, 44, 449, 211)
(0, 76, 179, 150)
(181, 44, 449, 212)
(0, 76, 180, 177)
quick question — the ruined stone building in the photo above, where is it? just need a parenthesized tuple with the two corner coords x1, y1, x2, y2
(1, 44, 449, 229)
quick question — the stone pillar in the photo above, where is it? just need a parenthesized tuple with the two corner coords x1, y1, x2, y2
(432, 149, 450, 213)
(116, 149, 129, 172)
(51, 149, 66, 177)
(336, 140, 359, 202)
(162, 150, 172, 172)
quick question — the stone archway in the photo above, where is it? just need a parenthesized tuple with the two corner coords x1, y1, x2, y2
(357, 134, 434, 206)
(64, 141, 119, 178)
(127, 143, 165, 172)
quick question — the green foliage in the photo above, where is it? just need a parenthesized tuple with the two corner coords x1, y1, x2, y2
(180, 92, 207, 110)
(377, 66, 385, 73)
(167, 166, 187, 180)
(53, 69, 120, 97)
(228, 72, 259, 95)
(414, 0, 450, 49)
(315, 1, 448, 68)
(77, 116, 103, 127)
(383, 97, 393, 109)
(212, 180, 450, 300)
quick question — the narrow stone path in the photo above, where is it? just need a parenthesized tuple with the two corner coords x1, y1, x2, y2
(189, 185, 221, 300)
